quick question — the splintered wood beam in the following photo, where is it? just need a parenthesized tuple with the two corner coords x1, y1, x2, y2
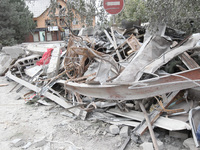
(139, 102, 159, 150)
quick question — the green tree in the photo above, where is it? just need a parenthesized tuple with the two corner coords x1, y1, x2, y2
(115, 0, 148, 25)
(146, 0, 200, 33)
(0, 0, 35, 46)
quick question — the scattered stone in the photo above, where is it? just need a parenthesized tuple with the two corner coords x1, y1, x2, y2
(33, 137, 47, 148)
(140, 132, 151, 142)
(60, 120, 70, 126)
(183, 138, 200, 150)
(15, 95, 21, 100)
(120, 126, 129, 138)
(60, 111, 74, 118)
(109, 125, 120, 135)
(169, 131, 189, 139)
(2, 46, 25, 59)
(68, 145, 78, 150)
(11, 138, 25, 147)
(47, 47, 60, 78)
(140, 142, 154, 150)
(157, 139, 164, 150)
(0, 53, 15, 76)
(21, 142, 32, 149)
(131, 134, 139, 143)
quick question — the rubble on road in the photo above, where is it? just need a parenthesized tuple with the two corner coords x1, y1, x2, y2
(1, 24, 200, 149)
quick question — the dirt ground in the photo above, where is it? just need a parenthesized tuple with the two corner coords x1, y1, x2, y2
(0, 76, 192, 150)
(0, 76, 137, 150)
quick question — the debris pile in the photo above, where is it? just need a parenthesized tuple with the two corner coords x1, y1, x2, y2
(1, 24, 200, 149)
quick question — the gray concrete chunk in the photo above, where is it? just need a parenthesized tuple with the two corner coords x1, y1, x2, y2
(0, 53, 15, 76)
(2, 46, 25, 59)
(120, 126, 129, 138)
(11, 138, 25, 147)
(47, 47, 60, 78)
(109, 125, 120, 135)
(140, 142, 154, 150)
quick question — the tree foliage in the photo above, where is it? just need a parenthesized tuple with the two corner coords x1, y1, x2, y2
(48, 0, 109, 30)
(0, 0, 35, 46)
(115, 0, 200, 33)
(146, 0, 200, 33)
(115, 0, 148, 25)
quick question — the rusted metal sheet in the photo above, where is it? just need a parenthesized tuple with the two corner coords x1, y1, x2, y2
(64, 67, 200, 100)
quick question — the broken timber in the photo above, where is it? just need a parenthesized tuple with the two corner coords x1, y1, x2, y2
(6, 71, 87, 120)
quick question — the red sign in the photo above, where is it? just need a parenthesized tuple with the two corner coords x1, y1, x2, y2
(103, 0, 124, 15)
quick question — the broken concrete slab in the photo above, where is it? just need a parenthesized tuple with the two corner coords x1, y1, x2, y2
(26, 44, 52, 54)
(157, 139, 164, 150)
(2, 46, 25, 59)
(21, 142, 32, 149)
(183, 138, 200, 150)
(0, 53, 15, 76)
(33, 137, 47, 148)
(140, 142, 154, 150)
(11, 138, 25, 147)
(169, 131, 189, 139)
(47, 47, 60, 78)
(120, 126, 129, 138)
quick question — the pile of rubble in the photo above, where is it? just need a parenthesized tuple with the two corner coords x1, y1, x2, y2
(0, 24, 200, 150)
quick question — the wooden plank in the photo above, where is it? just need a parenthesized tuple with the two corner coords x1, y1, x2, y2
(133, 51, 199, 135)
(107, 107, 191, 131)
(179, 52, 199, 69)
(139, 102, 159, 150)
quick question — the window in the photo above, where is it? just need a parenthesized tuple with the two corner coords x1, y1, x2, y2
(59, 19, 65, 26)
(34, 20, 37, 26)
(45, 20, 51, 26)
(59, 5, 62, 9)
(72, 18, 78, 25)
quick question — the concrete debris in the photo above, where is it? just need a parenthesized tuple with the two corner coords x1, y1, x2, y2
(0, 53, 15, 76)
(2, 46, 25, 59)
(1, 24, 200, 149)
(21, 142, 32, 149)
(183, 138, 200, 150)
(139, 142, 154, 150)
(33, 137, 47, 148)
(11, 138, 25, 147)
(120, 126, 130, 138)
(169, 131, 189, 139)
(109, 125, 120, 135)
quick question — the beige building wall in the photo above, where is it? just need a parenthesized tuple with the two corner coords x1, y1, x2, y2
(34, 0, 95, 30)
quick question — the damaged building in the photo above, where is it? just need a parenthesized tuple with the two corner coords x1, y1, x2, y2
(0, 22, 200, 150)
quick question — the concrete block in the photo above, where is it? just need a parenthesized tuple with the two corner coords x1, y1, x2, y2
(11, 139, 25, 147)
(140, 142, 154, 150)
(33, 137, 47, 148)
(2, 46, 25, 59)
(183, 138, 200, 150)
(21, 142, 32, 149)
(47, 47, 60, 78)
(140, 131, 151, 142)
(157, 139, 164, 150)
(169, 131, 188, 139)
(109, 125, 120, 135)
(26, 45, 49, 54)
(120, 126, 129, 138)
(0, 53, 15, 76)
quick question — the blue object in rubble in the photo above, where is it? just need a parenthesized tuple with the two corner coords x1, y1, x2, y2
(197, 123, 200, 141)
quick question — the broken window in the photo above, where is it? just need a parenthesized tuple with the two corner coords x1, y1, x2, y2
(45, 20, 51, 26)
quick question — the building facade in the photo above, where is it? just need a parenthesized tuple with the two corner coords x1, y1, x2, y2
(25, 0, 95, 42)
